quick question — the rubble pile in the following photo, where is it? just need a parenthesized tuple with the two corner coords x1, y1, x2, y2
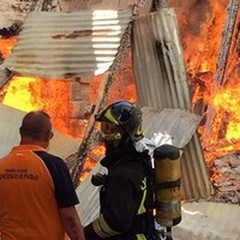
(211, 154, 240, 204)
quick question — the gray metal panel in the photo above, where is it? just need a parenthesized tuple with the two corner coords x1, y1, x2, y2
(133, 8, 191, 110)
(76, 162, 106, 226)
(133, 8, 212, 200)
(142, 107, 201, 148)
(0, 103, 80, 159)
(1, 8, 133, 78)
(181, 134, 213, 200)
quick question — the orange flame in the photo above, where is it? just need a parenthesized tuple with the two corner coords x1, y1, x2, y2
(0, 38, 84, 139)
(2, 75, 84, 139)
(0, 38, 17, 59)
(79, 146, 105, 182)
(213, 85, 240, 142)
(177, 0, 240, 163)
(1, 0, 239, 172)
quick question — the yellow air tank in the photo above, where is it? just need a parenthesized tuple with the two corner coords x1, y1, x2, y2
(153, 144, 181, 227)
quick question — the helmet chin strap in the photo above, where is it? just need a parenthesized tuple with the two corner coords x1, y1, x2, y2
(100, 132, 122, 142)
(105, 133, 131, 155)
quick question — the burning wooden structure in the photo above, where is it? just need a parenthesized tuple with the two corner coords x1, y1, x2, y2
(0, 0, 240, 239)
(0, 0, 240, 226)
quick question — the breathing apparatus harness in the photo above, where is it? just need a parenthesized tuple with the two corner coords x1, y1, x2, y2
(134, 138, 181, 240)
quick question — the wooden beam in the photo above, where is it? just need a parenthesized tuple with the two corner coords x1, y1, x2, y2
(203, 0, 240, 145)
(216, 0, 240, 86)
(0, 68, 13, 91)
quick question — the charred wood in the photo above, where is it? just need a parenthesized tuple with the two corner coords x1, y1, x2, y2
(0, 68, 14, 91)
(154, 0, 168, 9)
(30, 0, 45, 11)
(237, 23, 240, 55)
(216, 0, 240, 86)
(0, 21, 22, 38)
(203, 0, 240, 145)
(217, 112, 229, 140)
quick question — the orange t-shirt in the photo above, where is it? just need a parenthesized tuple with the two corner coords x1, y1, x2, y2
(0, 145, 79, 240)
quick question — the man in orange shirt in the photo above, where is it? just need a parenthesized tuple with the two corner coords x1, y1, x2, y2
(0, 110, 85, 240)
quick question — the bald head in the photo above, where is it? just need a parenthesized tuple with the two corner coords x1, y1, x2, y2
(20, 111, 53, 147)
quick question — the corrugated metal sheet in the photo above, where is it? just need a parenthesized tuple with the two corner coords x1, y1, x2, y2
(142, 107, 201, 148)
(132, 8, 213, 199)
(1, 8, 133, 78)
(77, 161, 105, 226)
(133, 8, 191, 110)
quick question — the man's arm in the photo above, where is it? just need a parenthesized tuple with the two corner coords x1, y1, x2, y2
(59, 206, 85, 240)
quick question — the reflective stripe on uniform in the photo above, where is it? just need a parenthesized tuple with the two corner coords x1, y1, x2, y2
(137, 177, 147, 215)
(136, 233, 147, 240)
(92, 213, 121, 238)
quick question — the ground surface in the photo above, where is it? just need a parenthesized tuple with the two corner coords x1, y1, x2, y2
(172, 201, 240, 240)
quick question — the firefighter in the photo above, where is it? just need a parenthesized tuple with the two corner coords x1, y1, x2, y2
(84, 100, 157, 240)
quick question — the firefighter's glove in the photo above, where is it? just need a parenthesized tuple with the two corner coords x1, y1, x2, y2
(91, 173, 106, 186)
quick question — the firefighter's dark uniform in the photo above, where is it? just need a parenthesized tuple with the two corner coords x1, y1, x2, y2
(84, 143, 153, 240)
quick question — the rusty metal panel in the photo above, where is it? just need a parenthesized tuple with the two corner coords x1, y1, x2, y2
(181, 134, 213, 199)
(1, 8, 133, 78)
(132, 8, 212, 200)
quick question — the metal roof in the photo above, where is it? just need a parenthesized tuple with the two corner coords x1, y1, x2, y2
(1, 8, 133, 78)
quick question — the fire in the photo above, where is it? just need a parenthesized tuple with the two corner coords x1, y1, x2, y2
(79, 146, 105, 182)
(176, 0, 239, 163)
(91, 145, 106, 157)
(213, 85, 240, 142)
(79, 156, 96, 182)
(2, 76, 43, 112)
(0, 38, 84, 139)
(0, 38, 17, 59)
(0, 0, 239, 173)
(182, 1, 227, 75)
(199, 86, 240, 165)
(2, 75, 84, 139)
